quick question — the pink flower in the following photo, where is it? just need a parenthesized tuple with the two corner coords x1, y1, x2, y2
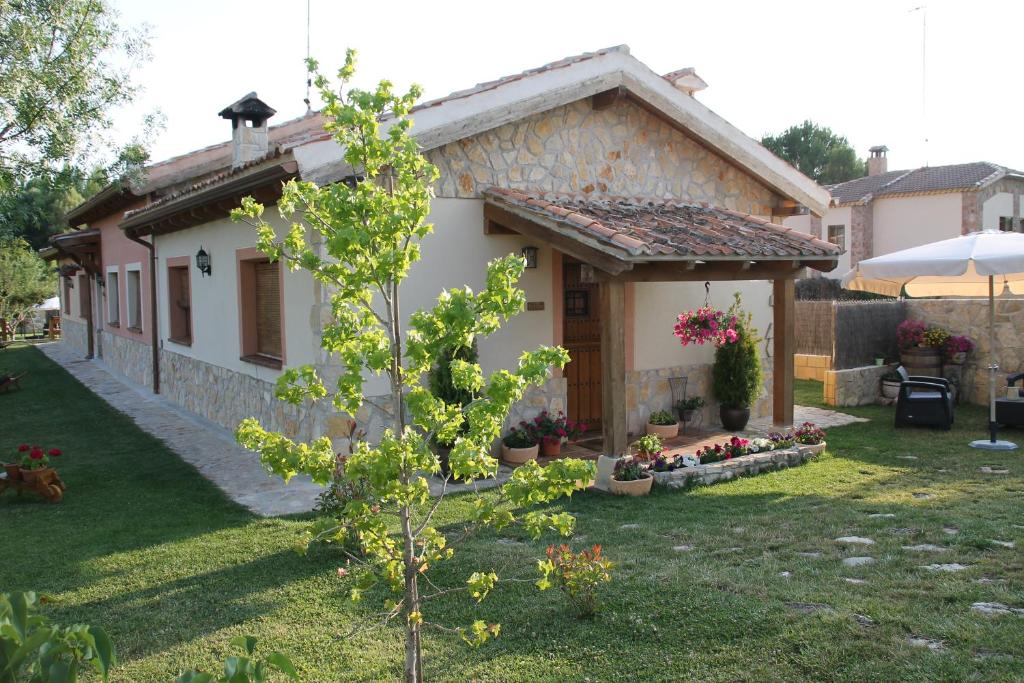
(48, 448, 62, 457)
(17, 444, 29, 452)
(29, 448, 44, 460)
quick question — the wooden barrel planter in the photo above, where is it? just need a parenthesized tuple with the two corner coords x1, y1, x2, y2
(901, 346, 941, 377)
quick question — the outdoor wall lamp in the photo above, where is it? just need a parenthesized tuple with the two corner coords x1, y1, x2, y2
(195, 246, 212, 277)
(521, 245, 539, 269)
(95, 273, 104, 287)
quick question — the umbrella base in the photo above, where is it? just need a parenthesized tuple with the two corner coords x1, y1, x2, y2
(969, 439, 1018, 451)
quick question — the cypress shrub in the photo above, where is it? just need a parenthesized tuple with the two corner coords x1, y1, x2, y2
(712, 293, 763, 409)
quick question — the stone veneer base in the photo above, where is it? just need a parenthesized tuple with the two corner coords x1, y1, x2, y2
(649, 446, 817, 489)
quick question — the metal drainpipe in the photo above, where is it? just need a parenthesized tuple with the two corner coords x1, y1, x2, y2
(125, 230, 160, 394)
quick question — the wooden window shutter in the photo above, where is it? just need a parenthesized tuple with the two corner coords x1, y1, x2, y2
(254, 261, 282, 358)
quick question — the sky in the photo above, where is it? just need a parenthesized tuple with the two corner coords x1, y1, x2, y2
(112, 0, 1024, 174)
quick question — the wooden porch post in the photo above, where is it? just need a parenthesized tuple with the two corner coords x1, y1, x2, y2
(600, 279, 628, 455)
(772, 278, 795, 427)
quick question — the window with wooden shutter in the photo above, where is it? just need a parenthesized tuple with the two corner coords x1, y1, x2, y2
(254, 261, 281, 358)
(167, 264, 192, 345)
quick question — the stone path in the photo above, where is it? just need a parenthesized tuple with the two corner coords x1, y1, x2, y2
(40, 343, 322, 516)
(746, 404, 868, 432)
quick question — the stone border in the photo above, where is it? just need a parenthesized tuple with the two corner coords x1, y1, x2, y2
(650, 445, 819, 490)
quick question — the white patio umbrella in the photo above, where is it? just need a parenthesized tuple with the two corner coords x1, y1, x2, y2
(842, 229, 1024, 451)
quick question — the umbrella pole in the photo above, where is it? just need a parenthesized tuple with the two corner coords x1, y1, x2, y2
(970, 275, 1016, 450)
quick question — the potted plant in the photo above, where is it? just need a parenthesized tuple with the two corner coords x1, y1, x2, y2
(881, 369, 902, 399)
(631, 434, 663, 462)
(531, 410, 585, 458)
(712, 293, 762, 431)
(794, 422, 827, 456)
(4, 444, 30, 481)
(19, 445, 61, 484)
(645, 410, 679, 438)
(697, 436, 749, 463)
(609, 456, 653, 496)
(501, 424, 539, 465)
(675, 396, 705, 423)
(898, 320, 946, 374)
(944, 335, 974, 365)
(767, 431, 796, 450)
(874, 354, 886, 366)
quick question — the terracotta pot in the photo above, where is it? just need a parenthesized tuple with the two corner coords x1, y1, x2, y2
(3, 463, 20, 481)
(609, 473, 653, 496)
(501, 443, 539, 465)
(20, 466, 52, 484)
(645, 421, 679, 439)
(798, 442, 826, 457)
(719, 406, 750, 432)
(881, 380, 901, 400)
(540, 436, 562, 458)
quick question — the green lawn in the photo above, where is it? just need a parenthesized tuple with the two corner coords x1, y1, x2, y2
(2, 346, 1022, 681)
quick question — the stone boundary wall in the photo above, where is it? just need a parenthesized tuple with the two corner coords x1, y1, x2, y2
(99, 331, 152, 389)
(906, 298, 1024, 405)
(795, 354, 831, 382)
(824, 364, 892, 406)
(650, 445, 818, 489)
(60, 318, 89, 357)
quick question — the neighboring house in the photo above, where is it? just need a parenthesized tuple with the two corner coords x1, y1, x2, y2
(52, 46, 838, 454)
(785, 146, 1024, 275)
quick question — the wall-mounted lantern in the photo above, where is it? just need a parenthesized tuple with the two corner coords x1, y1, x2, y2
(95, 273, 104, 287)
(521, 245, 539, 269)
(196, 246, 212, 277)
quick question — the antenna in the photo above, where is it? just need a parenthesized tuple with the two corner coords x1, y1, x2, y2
(303, 0, 312, 112)
(910, 5, 928, 165)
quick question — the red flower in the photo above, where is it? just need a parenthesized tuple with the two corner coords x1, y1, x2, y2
(48, 448, 62, 457)
(17, 444, 29, 452)
(29, 448, 44, 460)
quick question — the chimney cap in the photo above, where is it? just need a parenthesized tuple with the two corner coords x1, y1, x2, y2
(662, 67, 708, 95)
(869, 145, 889, 155)
(218, 92, 277, 123)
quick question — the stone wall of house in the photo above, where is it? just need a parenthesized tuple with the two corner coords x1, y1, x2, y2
(906, 298, 1024, 405)
(60, 318, 89, 358)
(850, 204, 873, 265)
(98, 331, 152, 389)
(427, 97, 779, 215)
(964, 176, 1024, 233)
(625, 354, 773, 435)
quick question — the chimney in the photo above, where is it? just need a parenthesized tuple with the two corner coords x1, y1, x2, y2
(662, 68, 708, 97)
(868, 145, 889, 176)
(218, 93, 277, 168)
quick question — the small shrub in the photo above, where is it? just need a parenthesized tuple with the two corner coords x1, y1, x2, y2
(0, 591, 115, 682)
(176, 636, 298, 683)
(712, 293, 762, 409)
(612, 456, 648, 481)
(537, 545, 613, 618)
(502, 424, 537, 449)
(631, 434, 662, 460)
(647, 410, 676, 426)
(676, 396, 705, 411)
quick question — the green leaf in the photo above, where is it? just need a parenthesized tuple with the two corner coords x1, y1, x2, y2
(229, 635, 257, 656)
(87, 626, 115, 678)
(266, 652, 299, 680)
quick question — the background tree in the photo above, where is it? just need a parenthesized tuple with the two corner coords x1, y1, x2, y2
(761, 121, 866, 185)
(233, 51, 594, 682)
(0, 236, 55, 331)
(0, 166, 107, 249)
(0, 0, 152, 194)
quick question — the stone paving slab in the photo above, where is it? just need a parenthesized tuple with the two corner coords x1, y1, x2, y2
(39, 343, 322, 517)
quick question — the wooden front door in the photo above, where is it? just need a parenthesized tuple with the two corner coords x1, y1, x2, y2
(563, 260, 602, 430)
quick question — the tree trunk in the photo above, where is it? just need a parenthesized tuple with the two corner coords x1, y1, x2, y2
(401, 504, 421, 682)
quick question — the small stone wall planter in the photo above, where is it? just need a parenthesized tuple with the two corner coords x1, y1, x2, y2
(501, 444, 539, 466)
(650, 446, 811, 490)
(798, 442, 826, 457)
(645, 421, 680, 439)
(609, 473, 653, 496)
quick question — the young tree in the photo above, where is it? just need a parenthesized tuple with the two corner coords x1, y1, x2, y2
(0, 236, 54, 331)
(0, 0, 152, 193)
(233, 51, 594, 682)
(761, 121, 866, 185)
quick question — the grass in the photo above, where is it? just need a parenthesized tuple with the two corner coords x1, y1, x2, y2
(1, 346, 1022, 681)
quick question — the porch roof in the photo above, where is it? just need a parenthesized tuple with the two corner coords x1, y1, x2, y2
(483, 187, 841, 268)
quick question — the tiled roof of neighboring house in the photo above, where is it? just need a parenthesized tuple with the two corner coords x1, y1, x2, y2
(829, 162, 1017, 205)
(483, 187, 840, 259)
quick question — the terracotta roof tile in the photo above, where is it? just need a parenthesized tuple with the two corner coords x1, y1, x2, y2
(483, 187, 840, 260)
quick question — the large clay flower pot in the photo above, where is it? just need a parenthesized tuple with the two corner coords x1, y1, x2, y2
(645, 421, 679, 439)
(881, 380, 901, 399)
(3, 463, 20, 481)
(609, 473, 653, 496)
(719, 406, 750, 432)
(501, 443, 539, 465)
(20, 466, 52, 484)
(540, 436, 562, 458)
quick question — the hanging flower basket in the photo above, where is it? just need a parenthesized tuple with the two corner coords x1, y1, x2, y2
(673, 306, 739, 347)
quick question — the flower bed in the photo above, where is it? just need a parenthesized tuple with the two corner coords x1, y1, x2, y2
(650, 445, 814, 489)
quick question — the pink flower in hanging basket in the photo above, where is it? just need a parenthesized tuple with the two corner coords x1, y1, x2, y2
(673, 306, 740, 348)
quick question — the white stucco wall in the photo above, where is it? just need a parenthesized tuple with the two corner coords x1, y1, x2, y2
(983, 192, 1014, 229)
(872, 193, 963, 257)
(154, 211, 318, 383)
(632, 280, 773, 371)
